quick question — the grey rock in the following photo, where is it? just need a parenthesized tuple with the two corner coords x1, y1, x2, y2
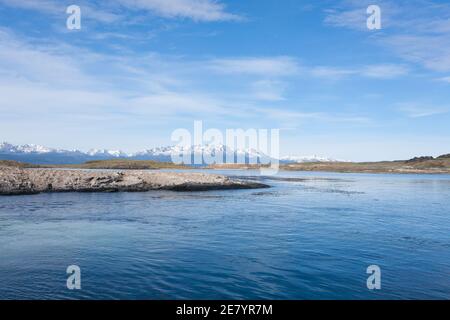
(0, 167, 269, 195)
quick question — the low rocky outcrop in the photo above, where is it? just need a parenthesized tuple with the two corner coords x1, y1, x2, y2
(0, 167, 269, 195)
(405, 156, 435, 163)
(437, 154, 450, 159)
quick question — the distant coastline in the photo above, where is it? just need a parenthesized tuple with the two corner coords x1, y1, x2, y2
(2, 153, 450, 174)
(209, 155, 450, 174)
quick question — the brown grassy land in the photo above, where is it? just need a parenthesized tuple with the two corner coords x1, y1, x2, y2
(0, 160, 41, 168)
(0, 159, 189, 170)
(66, 159, 189, 170)
(2, 154, 450, 174)
(209, 154, 450, 174)
(282, 159, 450, 174)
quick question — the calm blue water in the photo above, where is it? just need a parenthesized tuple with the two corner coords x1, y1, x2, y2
(0, 170, 449, 300)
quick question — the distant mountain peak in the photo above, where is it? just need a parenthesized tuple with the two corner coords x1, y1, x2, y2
(280, 155, 341, 163)
(0, 141, 338, 165)
(1, 142, 55, 154)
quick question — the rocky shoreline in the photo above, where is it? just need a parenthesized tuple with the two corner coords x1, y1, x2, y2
(0, 167, 269, 195)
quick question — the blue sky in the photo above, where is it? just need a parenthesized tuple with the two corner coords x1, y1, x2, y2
(0, 0, 450, 161)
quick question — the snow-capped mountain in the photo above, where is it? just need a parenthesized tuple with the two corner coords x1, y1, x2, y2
(280, 155, 340, 163)
(87, 149, 131, 158)
(0, 142, 61, 154)
(125, 144, 271, 165)
(1, 142, 93, 164)
(0, 142, 338, 165)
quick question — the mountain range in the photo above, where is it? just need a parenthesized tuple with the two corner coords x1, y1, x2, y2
(0, 142, 338, 165)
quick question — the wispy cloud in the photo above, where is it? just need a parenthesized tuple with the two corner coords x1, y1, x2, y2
(398, 103, 449, 118)
(0, 0, 122, 23)
(310, 66, 356, 79)
(324, 7, 368, 30)
(383, 35, 450, 72)
(0, 0, 61, 13)
(324, 0, 399, 30)
(249, 80, 286, 101)
(258, 108, 371, 127)
(0, 28, 93, 87)
(0, 29, 289, 123)
(117, 0, 242, 21)
(208, 57, 300, 76)
(0, 0, 241, 23)
(0, 26, 374, 146)
(324, 0, 450, 72)
(310, 64, 408, 79)
(437, 76, 450, 83)
(361, 64, 409, 78)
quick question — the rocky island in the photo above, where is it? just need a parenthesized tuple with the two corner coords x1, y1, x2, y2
(0, 167, 269, 195)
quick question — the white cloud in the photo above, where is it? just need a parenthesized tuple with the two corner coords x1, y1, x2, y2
(258, 108, 370, 127)
(398, 103, 449, 118)
(208, 57, 300, 76)
(0, 0, 122, 23)
(309, 64, 408, 79)
(0, 28, 93, 87)
(126, 92, 228, 116)
(310, 66, 356, 79)
(0, 28, 375, 150)
(437, 76, 450, 83)
(0, 28, 226, 118)
(0, 82, 121, 114)
(324, 0, 450, 72)
(250, 80, 286, 101)
(82, 6, 123, 23)
(361, 64, 409, 78)
(117, 0, 241, 21)
(0, 0, 61, 13)
(324, 0, 400, 30)
(324, 7, 368, 30)
(382, 35, 450, 72)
